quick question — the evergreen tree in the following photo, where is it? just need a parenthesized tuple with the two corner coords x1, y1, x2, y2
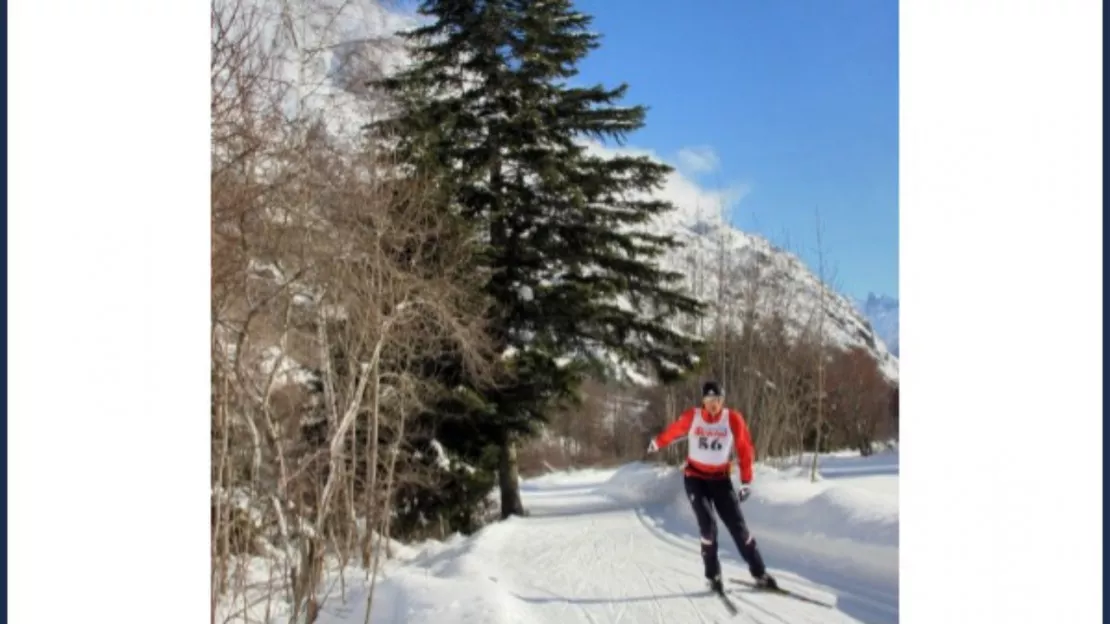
(374, 0, 705, 518)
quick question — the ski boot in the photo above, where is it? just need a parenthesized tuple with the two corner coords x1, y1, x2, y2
(752, 573, 779, 590)
(707, 574, 725, 594)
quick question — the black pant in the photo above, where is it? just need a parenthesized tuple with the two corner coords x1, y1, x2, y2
(684, 475, 767, 580)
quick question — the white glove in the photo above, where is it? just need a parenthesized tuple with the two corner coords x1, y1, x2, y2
(646, 439, 660, 454)
(737, 485, 752, 502)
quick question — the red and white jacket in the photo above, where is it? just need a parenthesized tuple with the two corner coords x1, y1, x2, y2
(652, 406, 755, 483)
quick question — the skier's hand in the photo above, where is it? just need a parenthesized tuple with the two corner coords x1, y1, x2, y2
(737, 485, 752, 503)
(646, 439, 659, 454)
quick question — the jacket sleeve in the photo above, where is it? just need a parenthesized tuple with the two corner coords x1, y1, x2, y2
(654, 408, 696, 448)
(729, 410, 755, 484)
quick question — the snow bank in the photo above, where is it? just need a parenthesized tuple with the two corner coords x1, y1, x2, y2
(594, 461, 682, 506)
(520, 466, 619, 491)
(529, 456, 898, 548)
(218, 523, 545, 624)
(744, 464, 898, 547)
(364, 521, 538, 624)
(816, 448, 900, 477)
(609, 457, 898, 549)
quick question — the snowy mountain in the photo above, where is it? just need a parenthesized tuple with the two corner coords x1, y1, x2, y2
(671, 222, 900, 379)
(857, 293, 899, 357)
(613, 170, 900, 382)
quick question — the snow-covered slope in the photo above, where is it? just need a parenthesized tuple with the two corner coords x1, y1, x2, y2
(857, 294, 899, 357)
(219, 451, 899, 624)
(642, 197, 900, 381)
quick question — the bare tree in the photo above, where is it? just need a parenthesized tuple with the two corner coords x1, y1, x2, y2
(808, 209, 839, 482)
(211, 2, 496, 623)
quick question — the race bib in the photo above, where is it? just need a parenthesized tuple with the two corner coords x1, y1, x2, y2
(687, 408, 733, 466)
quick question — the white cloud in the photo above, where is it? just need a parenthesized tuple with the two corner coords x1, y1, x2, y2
(581, 140, 750, 224)
(675, 146, 721, 175)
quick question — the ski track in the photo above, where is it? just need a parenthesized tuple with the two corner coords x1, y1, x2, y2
(362, 458, 897, 624)
(480, 481, 867, 624)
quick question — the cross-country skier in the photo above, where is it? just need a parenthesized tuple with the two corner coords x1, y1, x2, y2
(646, 381, 778, 594)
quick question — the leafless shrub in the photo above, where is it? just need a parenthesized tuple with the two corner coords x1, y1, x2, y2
(211, 1, 494, 622)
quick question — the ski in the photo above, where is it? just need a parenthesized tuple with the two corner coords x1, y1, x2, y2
(711, 587, 739, 616)
(728, 578, 835, 609)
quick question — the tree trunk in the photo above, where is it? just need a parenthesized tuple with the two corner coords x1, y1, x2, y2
(498, 431, 525, 519)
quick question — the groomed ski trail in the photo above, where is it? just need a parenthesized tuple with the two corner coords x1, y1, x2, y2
(466, 473, 861, 624)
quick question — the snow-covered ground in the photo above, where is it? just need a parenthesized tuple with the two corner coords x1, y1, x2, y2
(223, 450, 898, 623)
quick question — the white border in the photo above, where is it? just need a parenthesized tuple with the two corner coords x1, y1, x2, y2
(5, 0, 1102, 622)
(901, 0, 1101, 622)
(9, 0, 210, 622)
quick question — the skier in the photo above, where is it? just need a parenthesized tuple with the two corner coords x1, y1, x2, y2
(646, 381, 778, 594)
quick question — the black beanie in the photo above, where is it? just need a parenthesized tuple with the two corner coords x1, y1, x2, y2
(702, 381, 723, 398)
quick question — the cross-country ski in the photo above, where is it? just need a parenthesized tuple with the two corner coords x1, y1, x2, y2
(729, 578, 837, 609)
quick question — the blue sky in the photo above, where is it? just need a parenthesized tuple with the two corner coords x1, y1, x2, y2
(570, 0, 899, 300)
